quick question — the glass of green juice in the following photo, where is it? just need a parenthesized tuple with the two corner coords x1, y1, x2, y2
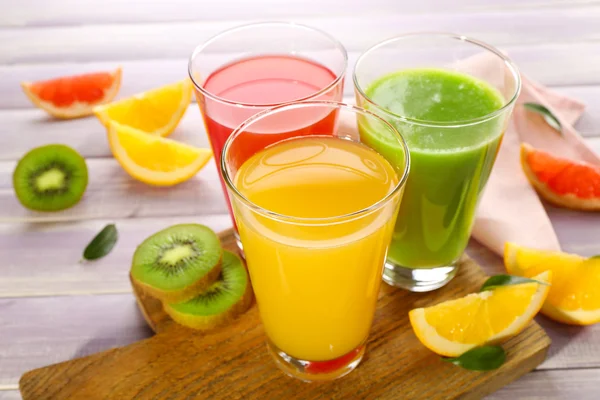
(353, 33, 521, 292)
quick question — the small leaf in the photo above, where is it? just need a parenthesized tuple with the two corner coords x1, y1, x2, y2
(589, 255, 600, 260)
(83, 224, 118, 261)
(524, 102, 562, 134)
(442, 346, 506, 371)
(480, 274, 547, 292)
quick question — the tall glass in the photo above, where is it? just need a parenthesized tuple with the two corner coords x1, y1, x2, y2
(189, 22, 347, 248)
(354, 33, 520, 292)
(221, 101, 409, 381)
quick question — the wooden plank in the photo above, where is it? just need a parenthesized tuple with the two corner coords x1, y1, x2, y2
(0, 391, 22, 400)
(19, 237, 551, 400)
(0, 104, 208, 161)
(0, 159, 228, 223)
(5, 7, 600, 62)
(3, 41, 600, 111)
(2, 0, 595, 27)
(0, 294, 152, 386)
(0, 98, 598, 163)
(2, 9, 600, 64)
(488, 369, 600, 399)
(0, 214, 231, 297)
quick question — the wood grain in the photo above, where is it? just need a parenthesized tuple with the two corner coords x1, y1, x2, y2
(1, 95, 597, 163)
(0, 294, 152, 386)
(487, 369, 600, 400)
(0, 391, 22, 400)
(0, 160, 227, 223)
(0, 214, 231, 297)
(3, 0, 593, 27)
(3, 7, 600, 63)
(19, 229, 551, 400)
(1, 201, 596, 298)
(1, 92, 598, 163)
(0, 105, 208, 161)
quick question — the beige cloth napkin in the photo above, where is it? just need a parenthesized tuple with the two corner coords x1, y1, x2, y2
(472, 72, 600, 256)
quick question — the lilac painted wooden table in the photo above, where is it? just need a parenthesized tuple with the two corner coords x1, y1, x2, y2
(1, 1, 599, 398)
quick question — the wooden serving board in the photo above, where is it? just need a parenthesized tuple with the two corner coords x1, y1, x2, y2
(19, 229, 550, 400)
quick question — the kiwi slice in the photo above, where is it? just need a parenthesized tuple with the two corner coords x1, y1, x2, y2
(131, 224, 223, 303)
(12, 144, 88, 211)
(164, 250, 253, 330)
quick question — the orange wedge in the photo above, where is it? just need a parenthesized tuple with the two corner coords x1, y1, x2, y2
(95, 80, 192, 137)
(108, 122, 212, 186)
(409, 271, 551, 357)
(521, 143, 600, 211)
(21, 68, 122, 119)
(505, 242, 600, 325)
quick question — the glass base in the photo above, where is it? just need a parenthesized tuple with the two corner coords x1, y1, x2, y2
(267, 340, 365, 382)
(233, 230, 245, 260)
(383, 259, 458, 292)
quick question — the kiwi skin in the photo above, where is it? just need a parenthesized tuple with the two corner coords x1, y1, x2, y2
(164, 251, 254, 330)
(130, 224, 223, 304)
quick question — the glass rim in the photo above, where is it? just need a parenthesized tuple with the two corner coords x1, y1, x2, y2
(221, 100, 411, 224)
(352, 31, 522, 128)
(188, 21, 348, 109)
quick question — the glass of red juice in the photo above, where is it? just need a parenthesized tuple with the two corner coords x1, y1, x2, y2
(188, 22, 347, 248)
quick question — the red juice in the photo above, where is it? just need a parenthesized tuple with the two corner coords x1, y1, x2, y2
(195, 54, 344, 220)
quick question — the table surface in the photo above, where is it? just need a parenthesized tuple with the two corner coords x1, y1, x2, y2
(1, 1, 600, 399)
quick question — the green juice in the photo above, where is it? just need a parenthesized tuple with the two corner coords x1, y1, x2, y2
(359, 68, 505, 268)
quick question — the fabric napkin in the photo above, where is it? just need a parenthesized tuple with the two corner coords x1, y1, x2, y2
(471, 59, 600, 256)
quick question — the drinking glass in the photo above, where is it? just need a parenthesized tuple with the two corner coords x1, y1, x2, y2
(353, 33, 520, 292)
(189, 22, 347, 250)
(221, 101, 409, 381)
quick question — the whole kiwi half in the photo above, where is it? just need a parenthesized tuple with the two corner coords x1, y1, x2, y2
(164, 250, 253, 330)
(131, 224, 223, 303)
(13, 144, 88, 211)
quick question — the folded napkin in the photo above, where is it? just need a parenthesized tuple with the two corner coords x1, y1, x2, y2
(472, 63, 600, 255)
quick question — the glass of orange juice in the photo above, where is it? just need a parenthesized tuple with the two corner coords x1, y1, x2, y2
(221, 101, 409, 381)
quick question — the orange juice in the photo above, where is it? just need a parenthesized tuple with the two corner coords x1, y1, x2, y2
(233, 136, 401, 361)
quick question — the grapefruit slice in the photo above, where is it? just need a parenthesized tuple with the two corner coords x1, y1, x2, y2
(521, 143, 600, 211)
(21, 68, 122, 119)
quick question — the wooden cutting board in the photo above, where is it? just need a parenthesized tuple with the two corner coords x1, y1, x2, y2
(19, 229, 550, 400)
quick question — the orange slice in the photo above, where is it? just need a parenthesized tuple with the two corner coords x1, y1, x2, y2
(94, 80, 192, 137)
(409, 271, 551, 357)
(521, 143, 600, 211)
(108, 122, 212, 186)
(505, 242, 600, 325)
(21, 68, 122, 119)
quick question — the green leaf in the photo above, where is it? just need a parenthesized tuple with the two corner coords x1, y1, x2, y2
(442, 346, 506, 371)
(523, 102, 562, 134)
(589, 255, 600, 260)
(480, 274, 547, 292)
(83, 224, 118, 261)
